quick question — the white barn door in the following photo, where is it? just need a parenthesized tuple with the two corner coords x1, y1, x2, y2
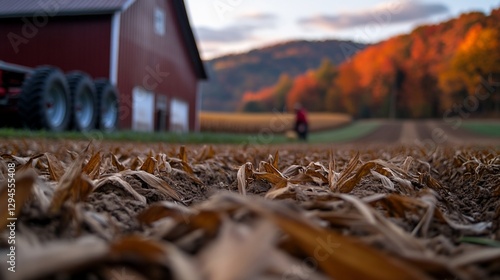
(170, 98, 189, 132)
(132, 87, 155, 132)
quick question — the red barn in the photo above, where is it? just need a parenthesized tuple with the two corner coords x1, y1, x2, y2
(0, 0, 206, 131)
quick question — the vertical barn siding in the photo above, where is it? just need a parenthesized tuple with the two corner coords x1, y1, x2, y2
(0, 15, 111, 78)
(117, 0, 198, 130)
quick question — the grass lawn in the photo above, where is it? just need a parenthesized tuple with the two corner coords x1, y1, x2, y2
(461, 121, 500, 137)
(0, 121, 380, 145)
(308, 121, 380, 143)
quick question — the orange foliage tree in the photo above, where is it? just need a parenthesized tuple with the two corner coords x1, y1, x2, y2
(240, 8, 500, 117)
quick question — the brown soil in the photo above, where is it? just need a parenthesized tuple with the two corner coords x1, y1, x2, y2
(0, 139, 499, 279)
(350, 120, 500, 153)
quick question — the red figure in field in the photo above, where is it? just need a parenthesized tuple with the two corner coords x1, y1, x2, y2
(294, 103, 308, 141)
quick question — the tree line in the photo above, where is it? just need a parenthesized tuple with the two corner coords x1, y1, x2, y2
(240, 9, 500, 118)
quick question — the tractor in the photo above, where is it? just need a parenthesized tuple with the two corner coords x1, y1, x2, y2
(0, 60, 119, 132)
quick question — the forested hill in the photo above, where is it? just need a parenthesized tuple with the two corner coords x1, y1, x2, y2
(201, 39, 368, 111)
(240, 9, 500, 118)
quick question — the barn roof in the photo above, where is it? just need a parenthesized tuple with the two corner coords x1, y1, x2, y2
(0, 0, 207, 79)
(0, 0, 134, 17)
(171, 0, 207, 80)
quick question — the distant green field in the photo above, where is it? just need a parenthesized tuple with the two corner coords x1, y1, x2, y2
(462, 121, 500, 137)
(0, 121, 380, 145)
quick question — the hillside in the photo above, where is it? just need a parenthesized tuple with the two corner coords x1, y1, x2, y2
(201, 39, 368, 111)
(241, 9, 500, 118)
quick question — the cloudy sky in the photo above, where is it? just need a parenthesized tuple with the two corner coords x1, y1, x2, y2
(184, 0, 500, 59)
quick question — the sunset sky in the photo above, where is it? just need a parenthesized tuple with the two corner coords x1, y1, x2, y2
(184, 0, 500, 59)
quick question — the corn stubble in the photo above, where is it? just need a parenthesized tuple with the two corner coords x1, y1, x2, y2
(0, 140, 499, 279)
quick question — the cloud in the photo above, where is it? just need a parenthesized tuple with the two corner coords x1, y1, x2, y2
(195, 12, 277, 44)
(298, 1, 449, 30)
(195, 25, 257, 43)
(238, 12, 277, 21)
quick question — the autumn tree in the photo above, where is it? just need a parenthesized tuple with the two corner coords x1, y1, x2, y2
(240, 86, 275, 112)
(286, 71, 321, 112)
(315, 59, 338, 111)
(334, 63, 364, 116)
(439, 24, 500, 114)
(273, 74, 293, 111)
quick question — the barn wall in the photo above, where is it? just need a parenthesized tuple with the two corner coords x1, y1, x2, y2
(117, 0, 199, 131)
(0, 15, 112, 78)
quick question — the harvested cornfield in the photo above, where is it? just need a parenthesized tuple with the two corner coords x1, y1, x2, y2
(0, 139, 499, 279)
(200, 112, 351, 133)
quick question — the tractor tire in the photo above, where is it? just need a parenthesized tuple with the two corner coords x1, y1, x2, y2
(19, 66, 71, 131)
(95, 79, 119, 132)
(66, 72, 97, 132)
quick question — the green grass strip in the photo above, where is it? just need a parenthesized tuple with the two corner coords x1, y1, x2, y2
(308, 121, 381, 143)
(0, 128, 269, 144)
(461, 122, 500, 137)
(0, 121, 379, 145)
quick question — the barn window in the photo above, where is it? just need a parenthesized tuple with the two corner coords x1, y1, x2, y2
(154, 8, 166, 36)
